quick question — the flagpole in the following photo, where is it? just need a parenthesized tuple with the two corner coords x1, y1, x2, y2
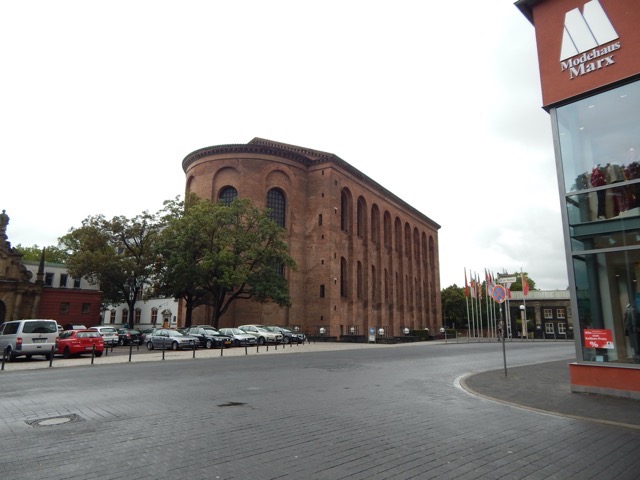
(464, 268, 470, 340)
(522, 269, 528, 340)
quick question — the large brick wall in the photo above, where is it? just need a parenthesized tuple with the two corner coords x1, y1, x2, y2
(182, 138, 442, 337)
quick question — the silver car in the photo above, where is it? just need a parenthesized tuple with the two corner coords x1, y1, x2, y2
(88, 326, 119, 347)
(145, 329, 198, 351)
(237, 325, 283, 345)
(219, 328, 258, 347)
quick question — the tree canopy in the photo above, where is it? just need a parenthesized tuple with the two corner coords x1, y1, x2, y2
(14, 244, 68, 264)
(155, 196, 296, 328)
(59, 210, 163, 324)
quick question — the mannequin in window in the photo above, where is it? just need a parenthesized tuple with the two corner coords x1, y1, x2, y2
(624, 304, 640, 362)
(607, 161, 627, 215)
(625, 148, 640, 210)
(590, 165, 607, 219)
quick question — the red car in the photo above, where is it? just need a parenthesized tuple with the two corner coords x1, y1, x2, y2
(56, 330, 104, 358)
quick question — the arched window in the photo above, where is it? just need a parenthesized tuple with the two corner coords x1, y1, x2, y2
(267, 188, 286, 227)
(219, 186, 238, 206)
(341, 257, 348, 298)
(151, 308, 158, 325)
(357, 197, 367, 239)
(134, 308, 142, 324)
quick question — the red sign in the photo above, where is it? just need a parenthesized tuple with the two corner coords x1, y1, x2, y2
(492, 284, 507, 304)
(583, 329, 614, 349)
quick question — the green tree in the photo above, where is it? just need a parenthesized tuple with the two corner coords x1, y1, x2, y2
(441, 284, 467, 329)
(156, 196, 296, 329)
(14, 244, 68, 263)
(59, 210, 163, 326)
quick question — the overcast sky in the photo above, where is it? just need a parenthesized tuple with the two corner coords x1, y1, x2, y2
(0, 1, 569, 291)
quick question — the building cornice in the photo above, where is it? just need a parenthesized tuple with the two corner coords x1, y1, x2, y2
(182, 138, 441, 230)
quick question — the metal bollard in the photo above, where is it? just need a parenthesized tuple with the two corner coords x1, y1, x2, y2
(220, 346, 224, 357)
(1, 346, 7, 371)
(49, 346, 54, 368)
(129, 342, 133, 362)
(162, 339, 165, 360)
(193, 341, 196, 358)
(275, 342, 277, 351)
(256, 344, 259, 354)
(91, 345, 96, 365)
(266, 342, 269, 352)
(245, 345, 248, 355)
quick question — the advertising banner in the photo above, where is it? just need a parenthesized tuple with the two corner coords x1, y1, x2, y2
(583, 328, 614, 349)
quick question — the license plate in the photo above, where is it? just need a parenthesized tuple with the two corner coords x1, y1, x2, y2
(33, 338, 46, 343)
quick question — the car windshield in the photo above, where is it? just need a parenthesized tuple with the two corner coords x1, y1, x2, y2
(23, 321, 57, 334)
(167, 330, 186, 337)
(202, 327, 222, 335)
(100, 328, 117, 334)
(77, 332, 101, 338)
(228, 328, 245, 335)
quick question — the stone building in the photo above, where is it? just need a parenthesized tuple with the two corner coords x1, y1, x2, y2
(0, 210, 42, 321)
(182, 138, 442, 338)
(0, 209, 102, 326)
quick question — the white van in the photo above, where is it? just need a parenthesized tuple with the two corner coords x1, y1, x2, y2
(0, 319, 58, 361)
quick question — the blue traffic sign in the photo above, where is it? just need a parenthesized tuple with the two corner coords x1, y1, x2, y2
(492, 284, 507, 303)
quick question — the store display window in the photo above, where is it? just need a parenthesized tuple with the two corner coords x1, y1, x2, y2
(557, 79, 640, 366)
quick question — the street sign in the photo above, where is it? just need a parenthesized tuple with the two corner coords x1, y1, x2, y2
(497, 276, 517, 284)
(492, 284, 507, 303)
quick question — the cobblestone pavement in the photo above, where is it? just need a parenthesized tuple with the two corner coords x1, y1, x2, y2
(1, 340, 639, 479)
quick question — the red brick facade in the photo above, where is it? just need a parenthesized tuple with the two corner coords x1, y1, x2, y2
(182, 138, 441, 338)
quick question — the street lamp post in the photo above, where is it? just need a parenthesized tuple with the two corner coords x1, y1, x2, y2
(519, 305, 526, 342)
(440, 327, 447, 344)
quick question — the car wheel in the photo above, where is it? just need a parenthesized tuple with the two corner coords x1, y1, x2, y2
(26, 354, 33, 359)
(205, 339, 213, 349)
(171, 341, 179, 351)
(258, 337, 266, 345)
(147, 341, 154, 351)
(233, 339, 240, 347)
(45, 352, 53, 361)
(283, 336, 290, 344)
(119, 338, 125, 346)
(63, 347, 72, 359)
(95, 351, 103, 357)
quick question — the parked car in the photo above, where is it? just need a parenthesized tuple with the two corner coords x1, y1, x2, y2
(180, 326, 232, 349)
(237, 325, 283, 345)
(117, 328, 142, 346)
(264, 325, 306, 344)
(139, 327, 159, 344)
(56, 330, 104, 358)
(0, 319, 58, 361)
(145, 329, 198, 351)
(63, 323, 87, 331)
(218, 328, 258, 347)
(88, 326, 120, 347)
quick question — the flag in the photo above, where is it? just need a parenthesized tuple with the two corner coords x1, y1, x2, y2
(470, 279, 476, 298)
(464, 269, 469, 297)
(485, 269, 494, 297)
(523, 272, 529, 296)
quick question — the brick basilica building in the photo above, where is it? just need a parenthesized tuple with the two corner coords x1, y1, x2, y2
(181, 138, 442, 339)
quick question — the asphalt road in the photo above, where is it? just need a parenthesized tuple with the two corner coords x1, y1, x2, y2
(1, 341, 639, 479)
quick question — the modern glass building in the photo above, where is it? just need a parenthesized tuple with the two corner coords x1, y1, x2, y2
(517, 0, 640, 397)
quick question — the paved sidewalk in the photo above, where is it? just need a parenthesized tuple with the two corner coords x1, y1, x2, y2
(462, 359, 640, 430)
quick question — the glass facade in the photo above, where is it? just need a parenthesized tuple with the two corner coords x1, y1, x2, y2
(555, 79, 640, 365)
